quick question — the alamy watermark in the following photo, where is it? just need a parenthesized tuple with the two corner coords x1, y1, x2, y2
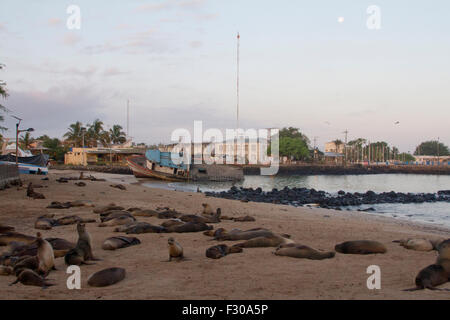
(66, 5, 81, 30)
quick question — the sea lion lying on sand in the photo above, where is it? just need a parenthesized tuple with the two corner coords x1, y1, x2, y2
(157, 210, 182, 219)
(206, 244, 243, 259)
(274, 243, 336, 260)
(234, 234, 294, 248)
(4, 238, 74, 258)
(180, 211, 221, 224)
(403, 264, 450, 291)
(26, 183, 45, 199)
(98, 216, 135, 227)
(132, 209, 159, 217)
(99, 211, 135, 222)
(10, 269, 55, 288)
(13, 256, 39, 276)
(0, 224, 15, 234)
(93, 203, 124, 214)
(393, 238, 443, 252)
(161, 219, 184, 228)
(56, 215, 96, 226)
(110, 184, 126, 190)
(232, 215, 256, 222)
(117, 222, 167, 234)
(47, 200, 94, 209)
(35, 215, 95, 230)
(166, 222, 212, 233)
(102, 236, 141, 250)
(0, 266, 13, 275)
(88, 267, 126, 287)
(214, 228, 274, 241)
(0, 232, 36, 246)
(335, 240, 387, 255)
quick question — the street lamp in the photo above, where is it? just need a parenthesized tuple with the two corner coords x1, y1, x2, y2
(12, 116, 34, 165)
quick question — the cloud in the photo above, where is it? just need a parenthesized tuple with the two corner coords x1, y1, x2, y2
(195, 13, 218, 21)
(102, 67, 129, 77)
(62, 33, 82, 46)
(178, 0, 207, 9)
(47, 18, 62, 26)
(0, 23, 5, 31)
(189, 41, 202, 48)
(137, 1, 174, 12)
(66, 66, 97, 78)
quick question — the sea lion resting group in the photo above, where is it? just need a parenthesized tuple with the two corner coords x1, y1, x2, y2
(0, 200, 449, 291)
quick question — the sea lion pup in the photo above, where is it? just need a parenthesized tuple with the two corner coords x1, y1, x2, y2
(110, 184, 127, 190)
(335, 240, 387, 255)
(167, 237, 184, 261)
(0, 266, 13, 275)
(34, 215, 57, 230)
(56, 215, 96, 226)
(157, 209, 181, 219)
(64, 223, 99, 266)
(161, 219, 184, 228)
(132, 209, 159, 217)
(47, 201, 71, 209)
(233, 215, 256, 222)
(393, 238, 443, 252)
(87, 267, 126, 287)
(100, 211, 135, 222)
(102, 236, 141, 251)
(403, 264, 450, 291)
(166, 222, 213, 233)
(206, 244, 243, 259)
(98, 216, 135, 227)
(10, 269, 55, 288)
(0, 232, 36, 246)
(34, 233, 55, 276)
(202, 203, 214, 216)
(0, 224, 15, 234)
(180, 211, 221, 224)
(117, 222, 167, 234)
(214, 228, 274, 241)
(235, 234, 294, 248)
(13, 256, 39, 276)
(203, 228, 227, 238)
(93, 203, 125, 214)
(26, 183, 45, 199)
(274, 244, 336, 260)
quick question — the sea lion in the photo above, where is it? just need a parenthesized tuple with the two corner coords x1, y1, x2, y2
(274, 244, 336, 260)
(335, 240, 387, 255)
(100, 211, 135, 221)
(34, 233, 55, 276)
(206, 244, 243, 259)
(26, 183, 45, 199)
(393, 238, 443, 252)
(64, 223, 99, 266)
(132, 209, 159, 217)
(13, 256, 39, 276)
(0, 224, 15, 233)
(0, 266, 13, 275)
(56, 215, 96, 226)
(47, 201, 72, 209)
(102, 236, 141, 250)
(233, 215, 256, 222)
(98, 216, 135, 227)
(34, 215, 57, 230)
(202, 203, 214, 216)
(6, 238, 74, 258)
(0, 232, 36, 246)
(166, 222, 212, 233)
(87, 267, 126, 287)
(75, 182, 86, 187)
(68, 200, 95, 207)
(93, 203, 125, 214)
(157, 210, 181, 219)
(167, 237, 184, 261)
(235, 234, 294, 248)
(436, 239, 450, 260)
(110, 184, 126, 190)
(161, 219, 184, 228)
(10, 269, 55, 288)
(203, 228, 227, 238)
(118, 222, 167, 234)
(403, 264, 450, 291)
(45, 238, 75, 258)
(214, 228, 274, 241)
(180, 213, 221, 224)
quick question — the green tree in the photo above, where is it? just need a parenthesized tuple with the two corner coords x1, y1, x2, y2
(332, 139, 344, 153)
(19, 132, 34, 149)
(87, 119, 105, 147)
(279, 127, 310, 146)
(64, 121, 84, 147)
(398, 153, 415, 162)
(109, 125, 126, 144)
(279, 137, 309, 160)
(414, 140, 450, 156)
(0, 64, 8, 132)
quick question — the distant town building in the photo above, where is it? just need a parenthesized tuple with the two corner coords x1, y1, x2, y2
(64, 146, 145, 166)
(325, 141, 345, 154)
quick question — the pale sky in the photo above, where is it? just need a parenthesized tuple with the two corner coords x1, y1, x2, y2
(0, 0, 449, 152)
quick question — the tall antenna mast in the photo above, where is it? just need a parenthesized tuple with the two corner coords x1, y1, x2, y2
(127, 99, 130, 140)
(236, 32, 240, 130)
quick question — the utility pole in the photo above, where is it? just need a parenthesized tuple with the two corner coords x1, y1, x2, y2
(236, 32, 240, 130)
(127, 99, 130, 140)
(437, 137, 440, 165)
(343, 130, 348, 165)
(313, 136, 318, 161)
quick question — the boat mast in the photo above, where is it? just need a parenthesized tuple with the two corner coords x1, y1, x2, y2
(236, 32, 240, 130)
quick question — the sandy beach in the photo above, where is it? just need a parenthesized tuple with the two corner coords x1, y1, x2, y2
(0, 170, 449, 300)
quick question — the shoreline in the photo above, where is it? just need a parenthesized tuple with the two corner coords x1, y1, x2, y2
(0, 170, 449, 299)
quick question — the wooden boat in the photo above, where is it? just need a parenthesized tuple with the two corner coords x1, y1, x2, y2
(126, 155, 188, 181)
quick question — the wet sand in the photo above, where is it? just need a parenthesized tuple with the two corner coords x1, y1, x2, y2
(0, 170, 449, 300)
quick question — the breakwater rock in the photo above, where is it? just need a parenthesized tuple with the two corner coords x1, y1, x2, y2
(51, 165, 133, 175)
(204, 186, 450, 210)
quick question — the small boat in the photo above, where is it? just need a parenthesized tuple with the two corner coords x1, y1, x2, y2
(0, 154, 49, 175)
(127, 150, 243, 182)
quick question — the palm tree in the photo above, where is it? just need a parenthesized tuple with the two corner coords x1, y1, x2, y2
(19, 132, 34, 150)
(332, 139, 344, 153)
(64, 121, 84, 147)
(87, 119, 104, 147)
(109, 125, 126, 145)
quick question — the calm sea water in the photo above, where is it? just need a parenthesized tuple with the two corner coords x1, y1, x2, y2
(140, 174, 450, 228)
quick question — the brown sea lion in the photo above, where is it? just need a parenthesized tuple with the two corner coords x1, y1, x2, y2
(203, 228, 227, 238)
(202, 203, 214, 216)
(98, 216, 135, 227)
(118, 222, 167, 234)
(87, 267, 126, 287)
(132, 209, 159, 217)
(93, 203, 124, 214)
(436, 239, 450, 259)
(206, 244, 243, 259)
(235, 234, 294, 248)
(34, 233, 55, 276)
(335, 240, 387, 255)
(166, 222, 212, 233)
(6, 238, 74, 258)
(393, 238, 443, 252)
(157, 210, 181, 219)
(26, 183, 45, 199)
(56, 215, 96, 226)
(47, 201, 72, 209)
(0, 232, 36, 246)
(161, 219, 184, 228)
(274, 244, 336, 260)
(233, 215, 256, 222)
(68, 200, 95, 207)
(403, 264, 450, 291)
(102, 236, 141, 250)
(167, 237, 184, 261)
(100, 211, 135, 222)
(110, 184, 126, 190)
(214, 228, 274, 241)
(13, 256, 39, 276)
(45, 238, 75, 258)
(34, 216, 57, 230)
(10, 269, 55, 288)
(0, 266, 13, 275)
(75, 182, 86, 187)
(64, 223, 99, 266)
